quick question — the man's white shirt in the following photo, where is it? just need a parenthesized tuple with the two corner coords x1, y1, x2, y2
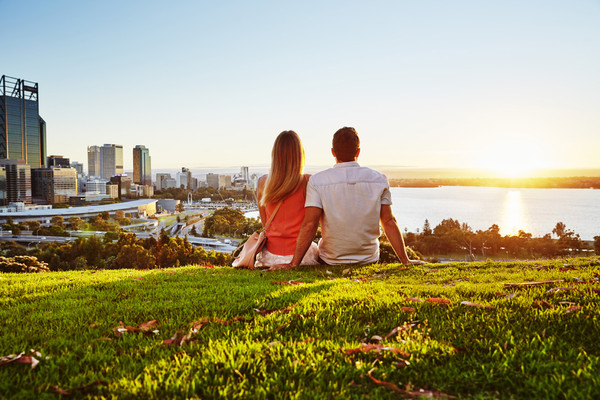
(305, 161, 392, 265)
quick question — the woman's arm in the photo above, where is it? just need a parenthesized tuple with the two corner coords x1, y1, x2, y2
(257, 175, 268, 226)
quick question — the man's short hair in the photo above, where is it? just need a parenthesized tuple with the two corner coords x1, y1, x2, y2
(332, 127, 360, 162)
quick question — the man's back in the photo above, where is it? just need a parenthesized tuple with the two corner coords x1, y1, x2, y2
(306, 161, 391, 265)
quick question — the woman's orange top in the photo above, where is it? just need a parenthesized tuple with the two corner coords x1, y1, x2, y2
(264, 183, 306, 256)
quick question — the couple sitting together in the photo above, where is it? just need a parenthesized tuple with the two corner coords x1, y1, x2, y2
(255, 127, 424, 270)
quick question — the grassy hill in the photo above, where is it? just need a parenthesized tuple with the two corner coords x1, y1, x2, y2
(1, 258, 599, 399)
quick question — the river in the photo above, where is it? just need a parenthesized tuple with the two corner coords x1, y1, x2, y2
(245, 186, 600, 240)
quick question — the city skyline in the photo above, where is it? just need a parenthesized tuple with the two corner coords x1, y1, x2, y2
(1, 1, 599, 176)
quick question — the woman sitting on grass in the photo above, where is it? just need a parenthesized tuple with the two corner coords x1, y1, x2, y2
(255, 130, 319, 267)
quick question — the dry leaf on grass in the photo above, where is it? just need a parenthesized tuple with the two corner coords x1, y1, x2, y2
(546, 287, 578, 294)
(405, 296, 423, 302)
(271, 280, 303, 285)
(460, 301, 494, 309)
(565, 305, 582, 313)
(425, 298, 451, 305)
(0, 350, 42, 369)
(113, 320, 160, 337)
(367, 369, 404, 394)
(163, 330, 194, 347)
(385, 324, 415, 340)
(342, 268, 351, 275)
(400, 306, 416, 313)
(343, 344, 410, 359)
(560, 267, 578, 272)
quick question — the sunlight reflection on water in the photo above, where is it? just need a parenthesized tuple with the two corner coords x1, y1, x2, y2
(501, 190, 526, 236)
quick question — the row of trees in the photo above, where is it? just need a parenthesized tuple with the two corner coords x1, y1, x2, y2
(403, 218, 597, 259)
(2, 211, 133, 237)
(202, 208, 261, 238)
(155, 187, 253, 202)
(1, 231, 231, 271)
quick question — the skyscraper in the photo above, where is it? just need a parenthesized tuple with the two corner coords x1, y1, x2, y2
(0, 159, 31, 203)
(87, 144, 123, 179)
(101, 144, 123, 179)
(133, 145, 151, 186)
(87, 145, 100, 177)
(0, 75, 47, 168)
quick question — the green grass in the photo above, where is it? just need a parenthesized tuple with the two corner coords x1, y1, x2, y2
(1, 258, 599, 399)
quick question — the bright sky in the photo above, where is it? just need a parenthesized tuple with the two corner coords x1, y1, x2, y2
(2, 0, 599, 174)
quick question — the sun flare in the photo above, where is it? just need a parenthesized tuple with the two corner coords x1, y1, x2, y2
(475, 139, 547, 178)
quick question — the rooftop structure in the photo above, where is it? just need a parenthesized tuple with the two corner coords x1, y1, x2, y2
(0, 75, 47, 169)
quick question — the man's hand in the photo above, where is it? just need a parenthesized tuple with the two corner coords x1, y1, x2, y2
(268, 263, 294, 271)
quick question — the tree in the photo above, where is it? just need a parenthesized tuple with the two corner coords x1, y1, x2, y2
(553, 222, 566, 238)
(50, 216, 64, 227)
(68, 217, 84, 230)
(422, 219, 432, 236)
(100, 211, 110, 220)
(115, 210, 125, 220)
(175, 203, 185, 213)
(26, 220, 41, 233)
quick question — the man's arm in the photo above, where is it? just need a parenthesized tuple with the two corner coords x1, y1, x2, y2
(380, 204, 424, 266)
(269, 206, 322, 270)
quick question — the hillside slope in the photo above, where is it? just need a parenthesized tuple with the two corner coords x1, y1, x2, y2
(1, 258, 599, 399)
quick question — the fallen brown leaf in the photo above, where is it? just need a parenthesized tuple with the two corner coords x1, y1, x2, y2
(405, 296, 423, 302)
(343, 344, 410, 359)
(342, 268, 351, 275)
(271, 280, 303, 285)
(565, 305, 582, 313)
(400, 306, 416, 313)
(425, 297, 451, 304)
(532, 300, 553, 309)
(113, 320, 160, 337)
(460, 301, 494, 309)
(0, 350, 42, 369)
(560, 267, 578, 272)
(367, 369, 405, 394)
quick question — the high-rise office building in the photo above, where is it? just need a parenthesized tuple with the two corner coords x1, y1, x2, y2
(87, 144, 123, 179)
(0, 168, 6, 206)
(32, 167, 78, 204)
(0, 159, 31, 203)
(206, 173, 219, 190)
(155, 173, 171, 191)
(101, 144, 123, 179)
(176, 167, 192, 189)
(47, 155, 70, 168)
(0, 75, 47, 169)
(87, 145, 100, 177)
(133, 145, 151, 186)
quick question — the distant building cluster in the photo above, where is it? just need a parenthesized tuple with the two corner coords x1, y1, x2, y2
(1, 74, 259, 214)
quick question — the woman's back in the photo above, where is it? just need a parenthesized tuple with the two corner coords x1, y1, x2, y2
(264, 182, 306, 255)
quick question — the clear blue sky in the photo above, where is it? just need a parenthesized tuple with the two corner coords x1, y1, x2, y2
(2, 0, 599, 174)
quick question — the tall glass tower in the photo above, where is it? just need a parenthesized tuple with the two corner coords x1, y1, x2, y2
(133, 145, 151, 186)
(0, 75, 47, 168)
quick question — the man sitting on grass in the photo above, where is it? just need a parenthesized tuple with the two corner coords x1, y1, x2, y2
(270, 126, 424, 269)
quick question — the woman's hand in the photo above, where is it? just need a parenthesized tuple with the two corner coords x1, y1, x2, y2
(268, 263, 294, 271)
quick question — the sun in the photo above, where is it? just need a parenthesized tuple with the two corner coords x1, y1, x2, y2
(475, 139, 547, 178)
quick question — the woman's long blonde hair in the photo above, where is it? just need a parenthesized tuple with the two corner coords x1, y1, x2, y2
(260, 130, 305, 206)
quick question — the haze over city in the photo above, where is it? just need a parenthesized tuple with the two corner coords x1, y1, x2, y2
(2, 1, 599, 177)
